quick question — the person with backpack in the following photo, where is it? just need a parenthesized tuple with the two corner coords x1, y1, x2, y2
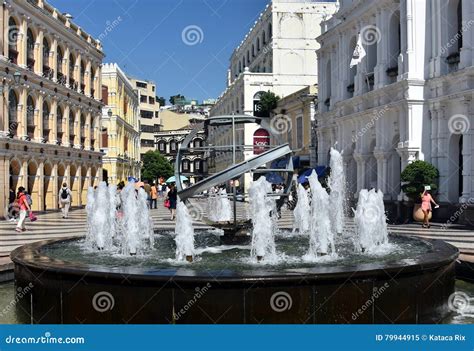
(58, 183, 72, 219)
(15, 187, 30, 232)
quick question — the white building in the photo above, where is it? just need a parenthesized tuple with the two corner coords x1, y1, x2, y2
(210, 0, 338, 188)
(316, 0, 474, 220)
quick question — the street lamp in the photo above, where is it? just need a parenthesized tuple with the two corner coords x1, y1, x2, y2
(107, 109, 112, 117)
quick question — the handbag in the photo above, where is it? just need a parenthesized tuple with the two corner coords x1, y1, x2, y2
(29, 211, 38, 222)
(164, 199, 170, 208)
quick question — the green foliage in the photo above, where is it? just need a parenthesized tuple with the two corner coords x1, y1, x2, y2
(169, 94, 185, 105)
(259, 91, 280, 116)
(156, 96, 166, 106)
(400, 160, 439, 203)
(141, 150, 174, 182)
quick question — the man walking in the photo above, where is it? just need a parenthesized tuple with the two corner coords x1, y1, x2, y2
(58, 183, 72, 219)
(150, 183, 158, 209)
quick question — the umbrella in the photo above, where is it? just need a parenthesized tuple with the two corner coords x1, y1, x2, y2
(166, 175, 188, 183)
(265, 172, 285, 184)
(297, 166, 327, 184)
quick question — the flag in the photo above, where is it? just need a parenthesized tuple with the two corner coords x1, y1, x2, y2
(350, 33, 366, 68)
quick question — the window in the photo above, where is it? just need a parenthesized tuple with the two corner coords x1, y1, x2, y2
(158, 140, 166, 152)
(124, 135, 128, 152)
(136, 81, 147, 88)
(27, 96, 35, 137)
(182, 159, 190, 172)
(8, 90, 18, 135)
(152, 86, 155, 92)
(102, 85, 109, 105)
(26, 29, 35, 70)
(101, 128, 108, 148)
(140, 125, 155, 133)
(43, 102, 50, 135)
(140, 95, 147, 103)
(57, 106, 63, 135)
(296, 117, 303, 149)
(8, 18, 18, 63)
(194, 159, 202, 172)
(43, 38, 50, 66)
(141, 139, 155, 147)
(170, 140, 177, 151)
(69, 53, 75, 81)
(155, 111, 159, 118)
(57, 46, 64, 75)
(149, 97, 155, 104)
(140, 110, 154, 119)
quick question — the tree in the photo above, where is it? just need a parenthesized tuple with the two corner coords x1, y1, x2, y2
(401, 160, 439, 203)
(157, 96, 166, 106)
(258, 91, 280, 117)
(170, 94, 185, 105)
(141, 150, 174, 182)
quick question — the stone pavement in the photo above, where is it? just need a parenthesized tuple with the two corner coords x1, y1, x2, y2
(0, 199, 473, 278)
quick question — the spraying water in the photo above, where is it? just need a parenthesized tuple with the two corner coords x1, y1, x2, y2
(249, 177, 277, 261)
(87, 182, 153, 255)
(175, 200, 195, 262)
(293, 184, 310, 235)
(353, 189, 389, 252)
(218, 189, 232, 221)
(307, 171, 335, 258)
(207, 187, 232, 222)
(329, 148, 345, 234)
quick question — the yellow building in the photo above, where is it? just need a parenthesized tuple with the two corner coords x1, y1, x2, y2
(128, 77, 161, 157)
(159, 109, 205, 131)
(272, 85, 318, 169)
(0, 0, 104, 217)
(101, 63, 140, 184)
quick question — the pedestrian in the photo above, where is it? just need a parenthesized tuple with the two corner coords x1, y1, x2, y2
(15, 187, 30, 232)
(167, 183, 178, 220)
(58, 183, 72, 219)
(150, 182, 158, 209)
(421, 187, 439, 228)
(143, 180, 152, 208)
(158, 180, 164, 198)
(162, 182, 168, 198)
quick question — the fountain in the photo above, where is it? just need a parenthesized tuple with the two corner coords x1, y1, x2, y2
(307, 170, 335, 258)
(207, 187, 232, 222)
(249, 177, 277, 262)
(293, 184, 310, 235)
(175, 201, 195, 262)
(11, 117, 458, 324)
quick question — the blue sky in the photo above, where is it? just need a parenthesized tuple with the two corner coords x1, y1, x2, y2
(49, 0, 269, 103)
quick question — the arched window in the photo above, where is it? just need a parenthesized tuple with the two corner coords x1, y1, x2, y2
(8, 18, 18, 64)
(57, 106, 63, 141)
(43, 37, 50, 67)
(26, 28, 35, 70)
(253, 91, 267, 117)
(193, 138, 202, 148)
(182, 159, 190, 172)
(325, 60, 332, 109)
(69, 53, 76, 85)
(170, 139, 178, 152)
(268, 23, 272, 40)
(8, 90, 18, 136)
(252, 44, 255, 57)
(158, 140, 167, 152)
(194, 159, 203, 173)
(57, 46, 64, 75)
(27, 96, 35, 137)
(80, 60, 86, 93)
(257, 37, 260, 52)
(262, 30, 266, 45)
(247, 51, 250, 65)
(347, 36, 357, 96)
(42, 101, 50, 140)
(69, 110, 75, 146)
(90, 67, 96, 97)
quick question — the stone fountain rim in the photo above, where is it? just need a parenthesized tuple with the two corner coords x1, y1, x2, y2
(10, 234, 458, 285)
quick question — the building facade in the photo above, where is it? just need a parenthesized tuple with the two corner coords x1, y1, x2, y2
(272, 85, 318, 169)
(155, 128, 207, 185)
(209, 0, 337, 188)
(128, 77, 161, 157)
(316, 0, 474, 220)
(101, 63, 140, 184)
(0, 0, 104, 216)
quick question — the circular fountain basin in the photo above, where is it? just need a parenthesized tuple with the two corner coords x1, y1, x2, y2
(11, 230, 458, 324)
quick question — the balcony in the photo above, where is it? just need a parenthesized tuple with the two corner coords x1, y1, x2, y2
(80, 84, 86, 95)
(43, 66, 54, 79)
(386, 66, 398, 77)
(27, 57, 35, 71)
(8, 49, 18, 64)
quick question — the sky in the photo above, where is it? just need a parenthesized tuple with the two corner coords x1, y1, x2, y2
(49, 0, 269, 104)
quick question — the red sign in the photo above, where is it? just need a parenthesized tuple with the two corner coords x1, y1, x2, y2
(253, 128, 270, 155)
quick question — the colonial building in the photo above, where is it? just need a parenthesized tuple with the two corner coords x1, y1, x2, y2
(0, 0, 104, 216)
(101, 63, 140, 184)
(155, 127, 207, 185)
(209, 0, 337, 189)
(128, 77, 161, 157)
(316, 0, 474, 220)
(272, 85, 318, 169)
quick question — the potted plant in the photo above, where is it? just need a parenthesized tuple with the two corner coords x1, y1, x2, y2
(400, 160, 439, 222)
